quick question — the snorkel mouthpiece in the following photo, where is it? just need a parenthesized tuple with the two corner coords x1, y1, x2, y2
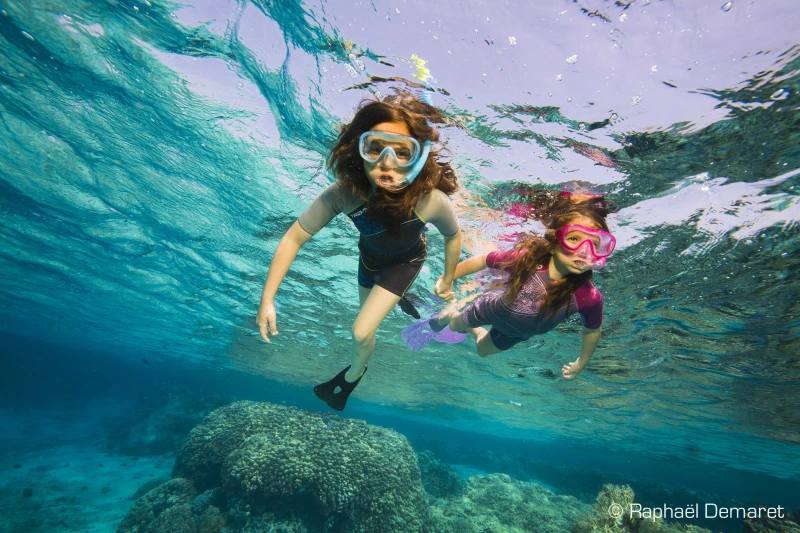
(588, 257, 607, 270)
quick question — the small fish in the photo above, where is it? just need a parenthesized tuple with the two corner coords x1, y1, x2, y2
(398, 296, 421, 319)
(509, 400, 522, 407)
(141, 359, 151, 367)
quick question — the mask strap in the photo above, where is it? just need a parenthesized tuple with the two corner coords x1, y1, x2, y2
(404, 140, 431, 185)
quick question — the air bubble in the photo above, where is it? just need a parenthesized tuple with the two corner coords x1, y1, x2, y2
(579, 123, 586, 131)
(611, 113, 618, 121)
(721, 1, 732, 12)
(508, 36, 516, 47)
(556, 74, 563, 81)
(631, 95, 641, 105)
(169, 12, 177, 19)
(566, 54, 578, 64)
(619, 13, 628, 22)
(395, 8, 400, 14)
(567, 97, 572, 102)
(770, 88, 789, 101)
(650, 65, 657, 73)
(548, 92, 553, 97)
(237, 81, 244, 89)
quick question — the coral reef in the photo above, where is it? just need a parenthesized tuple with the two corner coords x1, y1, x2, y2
(118, 401, 429, 533)
(743, 511, 800, 533)
(428, 473, 591, 533)
(417, 449, 464, 499)
(572, 484, 713, 533)
(117, 478, 197, 533)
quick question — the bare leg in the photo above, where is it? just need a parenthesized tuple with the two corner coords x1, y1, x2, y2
(449, 312, 503, 358)
(358, 285, 371, 307)
(434, 311, 452, 329)
(345, 285, 401, 382)
(475, 328, 503, 358)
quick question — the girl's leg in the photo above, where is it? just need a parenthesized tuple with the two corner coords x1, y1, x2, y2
(358, 285, 371, 307)
(447, 309, 472, 333)
(448, 312, 503, 358)
(346, 285, 401, 382)
(475, 329, 503, 358)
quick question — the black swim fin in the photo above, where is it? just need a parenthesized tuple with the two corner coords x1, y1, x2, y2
(398, 295, 421, 319)
(313, 365, 367, 411)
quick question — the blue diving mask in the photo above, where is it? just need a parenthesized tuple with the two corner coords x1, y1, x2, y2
(358, 130, 431, 189)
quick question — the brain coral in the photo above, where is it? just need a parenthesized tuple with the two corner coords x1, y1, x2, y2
(171, 401, 429, 533)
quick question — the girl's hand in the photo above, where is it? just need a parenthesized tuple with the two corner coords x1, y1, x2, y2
(256, 301, 278, 343)
(562, 359, 585, 380)
(434, 276, 454, 300)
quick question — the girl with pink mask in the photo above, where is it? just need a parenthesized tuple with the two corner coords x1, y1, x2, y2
(430, 196, 614, 379)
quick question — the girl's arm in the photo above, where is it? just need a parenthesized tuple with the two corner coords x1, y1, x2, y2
(435, 252, 487, 297)
(562, 326, 602, 379)
(454, 253, 488, 279)
(256, 221, 313, 342)
(434, 230, 463, 297)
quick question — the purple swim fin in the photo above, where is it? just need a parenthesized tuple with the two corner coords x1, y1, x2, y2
(401, 319, 437, 351)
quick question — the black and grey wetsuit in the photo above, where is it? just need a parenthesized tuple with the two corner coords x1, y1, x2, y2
(297, 182, 460, 296)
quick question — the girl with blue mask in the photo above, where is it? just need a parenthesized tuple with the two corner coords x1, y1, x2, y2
(256, 91, 462, 410)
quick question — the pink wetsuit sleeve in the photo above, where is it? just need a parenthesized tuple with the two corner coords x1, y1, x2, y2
(486, 249, 526, 270)
(575, 283, 603, 329)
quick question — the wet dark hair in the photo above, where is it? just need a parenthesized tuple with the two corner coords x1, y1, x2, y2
(327, 91, 458, 231)
(498, 195, 610, 318)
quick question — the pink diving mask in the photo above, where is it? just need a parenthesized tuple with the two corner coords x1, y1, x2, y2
(555, 224, 616, 269)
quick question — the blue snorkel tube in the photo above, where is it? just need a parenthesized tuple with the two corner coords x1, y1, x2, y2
(403, 140, 431, 186)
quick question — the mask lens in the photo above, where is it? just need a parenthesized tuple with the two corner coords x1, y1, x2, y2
(359, 132, 419, 167)
(563, 229, 600, 250)
(559, 225, 616, 257)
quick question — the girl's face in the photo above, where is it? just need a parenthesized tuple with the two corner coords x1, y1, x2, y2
(363, 121, 414, 191)
(551, 215, 603, 275)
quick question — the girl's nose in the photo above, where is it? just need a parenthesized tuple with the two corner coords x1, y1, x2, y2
(377, 153, 396, 169)
(574, 242, 593, 258)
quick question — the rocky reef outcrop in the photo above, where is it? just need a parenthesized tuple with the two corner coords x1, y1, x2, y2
(117, 400, 429, 533)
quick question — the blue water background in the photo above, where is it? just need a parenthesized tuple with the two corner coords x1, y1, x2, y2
(1, 0, 799, 528)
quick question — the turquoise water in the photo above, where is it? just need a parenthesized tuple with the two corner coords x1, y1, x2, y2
(1, 0, 799, 531)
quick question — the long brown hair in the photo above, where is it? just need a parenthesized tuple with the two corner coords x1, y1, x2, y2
(327, 91, 458, 231)
(499, 196, 610, 318)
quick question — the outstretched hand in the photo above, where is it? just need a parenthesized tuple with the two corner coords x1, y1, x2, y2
(562, 359, 585, 380)
(434, 276, 454, 301)
(256, 301, 278, 343)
